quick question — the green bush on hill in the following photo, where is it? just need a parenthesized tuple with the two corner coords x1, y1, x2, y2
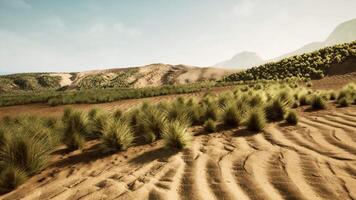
(223, 41, 356, 82)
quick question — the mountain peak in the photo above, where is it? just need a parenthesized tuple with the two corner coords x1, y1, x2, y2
(215, 51, 264, 69)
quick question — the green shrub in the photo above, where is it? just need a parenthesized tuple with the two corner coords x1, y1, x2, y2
(204, 119, 217, 133)
(299, 94, 310, 105)
(113, 109, 123, 120)
(0, 128, 54, 175)
(310, 94, 326, 110)
(203, 103, 220, 121)
(162, 121, 191, 149)
(0, 166, 28, 194)
(329, 91, 337, 100)
(222, 104, 242, 127)
(62, 111, 88, 150)
(337, 97, 350, 107)
(265, 99, 288, 121)
(140, 108, 167, 140)
(285, 111, 298, 125)
(246, 109, 266, 132)
(101, 121, 134, 151)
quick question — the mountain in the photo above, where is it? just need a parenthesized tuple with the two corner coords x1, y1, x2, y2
(0, 64, 239, 92)
(216, 18, 356, 68)
(272, 18, 356, 61)
(214, 51, 264, 68)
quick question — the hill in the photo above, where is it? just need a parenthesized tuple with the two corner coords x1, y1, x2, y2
(0, 64, 238, 93)
(217, 18, 356, 68)
(272, 18, 356, 61)
(214, 51, 264, 69)
(223, 41, 356, 82)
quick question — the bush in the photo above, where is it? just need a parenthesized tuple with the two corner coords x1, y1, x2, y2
(0, 127, 54, 175)
(285, 111, 298, 125)
(203, 103, 220, 121)
(222, 104, 242, 127)
(246, 109, 266, 132)
(0, 166, 28, 194)
(101, 121, 134, 151)
(265, 99, 288, 121)
(162, 121, 191, 149)
(139, 108, 167, 141)
(310, 94, 326, 110)
(337, 97, 350, 107)
(204, 119, 217, 133)
(299, 94, 310, 105)
(62, 111, 88, 150)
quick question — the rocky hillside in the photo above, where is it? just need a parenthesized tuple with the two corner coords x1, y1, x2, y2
(0, 64, 238, 93)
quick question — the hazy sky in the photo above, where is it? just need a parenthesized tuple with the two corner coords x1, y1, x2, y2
(1, 0, 355, 74)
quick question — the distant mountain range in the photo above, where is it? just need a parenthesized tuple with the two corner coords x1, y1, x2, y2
(213, 51, 264, 69)
(215, 18, 356, 68)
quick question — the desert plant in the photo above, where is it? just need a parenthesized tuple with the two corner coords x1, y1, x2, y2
(203, 102, 220, 121)
(265, 99, 288, 121)
(310, 94, 326, 110)
(0, 129, 54, 175)
(246, 109, 266, 132)
(101, 121, 134, 151)
(112, 109, 123, 120)
(162, 121, 191, 149)
(140, 108, 167, 140)
(285, 111, 298, 125)
(62, 110, 88, 150)
(222, 104, 242, 127)
(0, 166, 28, 194)
(204, 119, 217, 133)
(337, 97, 350, 107)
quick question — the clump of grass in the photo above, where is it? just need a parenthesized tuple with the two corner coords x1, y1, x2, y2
(265, 99, 288, 121)
(204, 119, 217, 133)
(222, 104, 242, 127)
(88, 112, 110, 139)
(0, 166, 28, 194)
(285, 111, 298, 125)
(62, 110, 88, 150)
(0, 127, 55, 175)
(329, 90, 337, 100)
(112, 109, 123, 121)
(162, 121, 191, 149)
(101, 121, 134, 152)
(337, 97, 350, 107)
(203, 102, 220, 121)
(246, 109, 266, 132)
(298, 94, 310, 106)
(310, 94, 326, 110)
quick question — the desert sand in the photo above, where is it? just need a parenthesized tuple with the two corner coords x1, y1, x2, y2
(1, 105, 355, 200)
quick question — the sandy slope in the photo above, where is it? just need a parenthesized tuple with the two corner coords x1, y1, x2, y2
(1, 106, 356, 200)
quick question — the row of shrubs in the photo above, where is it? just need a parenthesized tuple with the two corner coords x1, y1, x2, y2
(223, 41, 356, 82)
(0, 77, 304, 107)
(1, 82, 355, 194)
(0, 74, 62, 92)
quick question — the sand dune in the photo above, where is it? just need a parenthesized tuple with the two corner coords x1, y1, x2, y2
(2, 106, 356, 200)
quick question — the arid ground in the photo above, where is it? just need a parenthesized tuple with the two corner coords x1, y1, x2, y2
(0, 74, 355, 200)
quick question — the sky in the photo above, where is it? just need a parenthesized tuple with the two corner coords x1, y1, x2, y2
(0, 0, 356, 74)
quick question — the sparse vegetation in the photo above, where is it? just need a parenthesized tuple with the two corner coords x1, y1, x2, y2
(0, 80, 352, 195)
(204, 119, 217, 133)
(310, 94, 327, 110)
(246, 109, 266, 132)
(101, 121, 134, 152)
(285, 111, 298, 125)
(223, 41, 356, 82)
(162, 121, 191, 149)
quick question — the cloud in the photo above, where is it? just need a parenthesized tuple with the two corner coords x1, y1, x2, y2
(232, 0, 256, 17)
